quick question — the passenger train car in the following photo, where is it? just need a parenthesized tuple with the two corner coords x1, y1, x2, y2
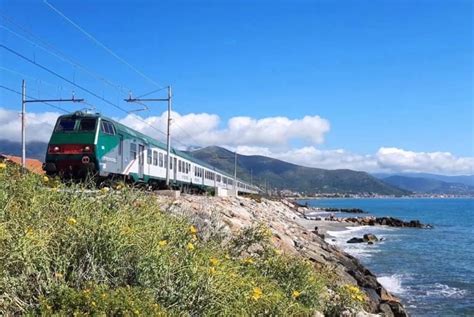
(43, 111, 259, 195)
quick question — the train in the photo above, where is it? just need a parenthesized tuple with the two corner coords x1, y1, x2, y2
(43, 110, 259, 195)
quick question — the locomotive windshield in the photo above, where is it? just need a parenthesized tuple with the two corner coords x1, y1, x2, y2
(55, 117, 97, 132)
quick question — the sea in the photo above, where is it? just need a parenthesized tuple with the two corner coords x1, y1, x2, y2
(298, 198, 474, 317)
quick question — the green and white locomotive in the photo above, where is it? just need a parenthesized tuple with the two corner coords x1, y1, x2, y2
(43, 111, 258, 194)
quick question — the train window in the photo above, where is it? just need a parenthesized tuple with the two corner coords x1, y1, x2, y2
(178, 160, 182, 172)
(216, 175, 221, 182)
(153, 151, 158, 166)
(159, 153, 163, 167)
(170, 157, 173, 170)
(78, 118, 96, 131)
(101, 121, 116, 135)
(130, 143, 137, 159)
(55, 118, 76, 131)
(147, 149, 152, 164)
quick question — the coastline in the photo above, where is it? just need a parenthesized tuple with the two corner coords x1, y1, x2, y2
(156, 194, 409, 316)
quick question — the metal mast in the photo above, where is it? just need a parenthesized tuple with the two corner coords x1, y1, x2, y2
(20, 80, 83, 170)
(124, 85, 172, 187)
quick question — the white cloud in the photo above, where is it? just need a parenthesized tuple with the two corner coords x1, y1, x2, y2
(0, 107, 60, 142)
(0, 107, 472, 175)
(376, 147, 474, 175)
(119, 112, 330, 149)
(235, 146, 474, 176)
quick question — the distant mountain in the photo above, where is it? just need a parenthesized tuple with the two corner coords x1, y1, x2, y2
(187, 146, 409, 195)
(373, 172, 474, 187)
(0, 140, 48, 161)
(383, 175, 474, 195)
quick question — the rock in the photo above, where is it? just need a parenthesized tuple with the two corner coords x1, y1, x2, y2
(379, 303, 395, 317)
(347, 237, 365, 243)
(367, 241, 374, 245)
(356, 311, 380, 317)
(363, 233, 378, 242)
(313, 311, 324, 317)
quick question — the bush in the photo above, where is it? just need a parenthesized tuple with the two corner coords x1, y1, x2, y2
(0, 163, 362, 315)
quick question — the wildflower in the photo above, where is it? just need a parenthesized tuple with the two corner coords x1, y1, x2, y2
(292, 290, 301, 299)
(67, 217, 77, 226)
(209, 257, 219, 266)
(54, 272, 63, 279)
(100, 187, 110, 194)
(43, 176, 49, 182)
(24, 227, 33, 235)
(251, 287, 263, 301)
(91, 301, 96, 307)
(189, 225, 198, 234)
(101, 293, 107, 299)
(191, 234, 198, 241)
(0, 163, 6, 169)
(134, 309, 139, 315)
(187, 242, 195, 251)
(158, 240, 168, 247)
(209, 267, 216, 274)
(242, 257, 254, 264)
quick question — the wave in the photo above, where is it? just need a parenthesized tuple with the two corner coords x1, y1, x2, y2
(378, 274, 406, 295)
(426, 283, 468, 298)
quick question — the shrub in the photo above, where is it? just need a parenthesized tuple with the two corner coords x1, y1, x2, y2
(0, 164, 362, 315)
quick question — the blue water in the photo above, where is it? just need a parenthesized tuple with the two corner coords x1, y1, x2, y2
(299, 198, 474, 317)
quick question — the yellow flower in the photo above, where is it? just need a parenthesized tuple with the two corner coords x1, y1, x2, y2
(91, 301, 96, 307)
(189, 225, 198, 234)
(134, 310, 139, 315)
(242, 257, 254, 264)
(158, 240, 168, 247)
(0, 163, 6, 169)
(100, 187, 110, 193)
(24, 227, 33, 235)
(187, 242, 195, 251)
(292, 290, 301, 299)
(251, 287, 263, 301)
(209, 257, 219, 266)
(209, 267, 216, 274)
(101, 293, 107, 299)
(54, 272, 63, 279)
(191, 234, 198, 241)
(43, 176, 49, 182)
(67, 217, 77, 226)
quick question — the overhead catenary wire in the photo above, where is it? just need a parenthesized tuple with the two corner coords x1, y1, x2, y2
(0, 84, 69, 113)
(0, 16, 131, 94)
(43, 0, 166, 90)
(0, 44, 169, 139)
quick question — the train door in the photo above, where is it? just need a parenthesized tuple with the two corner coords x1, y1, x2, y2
(138, 144, 145, 179)
(117, 134, 124, 173)
(173, 157, 177, 181)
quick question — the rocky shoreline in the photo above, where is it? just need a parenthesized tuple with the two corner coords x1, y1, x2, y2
(154, 194, 409, 316)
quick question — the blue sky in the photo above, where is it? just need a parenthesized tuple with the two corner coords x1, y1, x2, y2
(0, 0, 472, 174)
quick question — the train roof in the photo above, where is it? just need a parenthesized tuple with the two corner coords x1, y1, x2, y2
(60, 111, 248, 185)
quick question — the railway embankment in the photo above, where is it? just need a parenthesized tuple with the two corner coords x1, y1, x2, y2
(156, 194, 408, 317)
(0, 162, 405, 316)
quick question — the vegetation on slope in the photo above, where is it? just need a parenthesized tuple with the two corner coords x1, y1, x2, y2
(0, 163, 365, 316)
(188, 146, 409, 195)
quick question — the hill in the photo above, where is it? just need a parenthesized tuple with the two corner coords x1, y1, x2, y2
(383, 175, 474, 195)
(373, 172, 474, 187)
(0, 140, 48, 161)
(187, 146, 409, 196)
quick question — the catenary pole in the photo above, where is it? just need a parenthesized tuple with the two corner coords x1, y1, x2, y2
(166, 86, 172, 186)
(124, 85, 172, 187)
(234, 150, 237, 190)
(21, 80, 26, 169)
(20, 80, 84, 171)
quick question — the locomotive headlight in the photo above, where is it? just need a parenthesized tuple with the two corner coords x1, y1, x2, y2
(84, 146, 91, 152)
(53, 146, 60, 152)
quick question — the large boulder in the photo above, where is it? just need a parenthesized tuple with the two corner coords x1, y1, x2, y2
(363, 233, 378, 242)
(347, 237, 365, 243)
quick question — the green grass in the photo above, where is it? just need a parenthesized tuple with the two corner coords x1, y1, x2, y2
(0, 163, 364, 316)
